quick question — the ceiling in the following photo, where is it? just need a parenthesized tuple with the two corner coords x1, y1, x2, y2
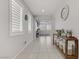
(24, 0, 65, 16)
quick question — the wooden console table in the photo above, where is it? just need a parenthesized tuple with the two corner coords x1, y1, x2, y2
(53, 34, 78, 59)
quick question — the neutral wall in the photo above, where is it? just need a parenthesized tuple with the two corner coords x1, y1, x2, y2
(55, 0, 79, 37)
(55, 0, 79, 58)
(0, 0, 34, 59)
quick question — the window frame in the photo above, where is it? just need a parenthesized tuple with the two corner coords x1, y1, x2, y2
(9, 0, 24, 36)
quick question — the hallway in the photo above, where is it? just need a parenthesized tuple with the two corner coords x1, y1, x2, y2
(0, 0, 79, 59)
(15, 36, 64, 59)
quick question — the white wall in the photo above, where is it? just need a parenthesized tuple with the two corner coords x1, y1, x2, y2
(55, 0, 79, 58)
(55, 0, 79, 37)
(0, 0, 34, 59)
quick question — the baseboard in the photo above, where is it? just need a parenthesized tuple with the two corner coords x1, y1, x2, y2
(12, 39, 34, 59)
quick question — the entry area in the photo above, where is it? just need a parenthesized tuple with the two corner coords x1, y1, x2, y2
(15, 36, 64, 59)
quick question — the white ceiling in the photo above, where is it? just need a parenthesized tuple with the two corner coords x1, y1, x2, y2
(24, 0, 65, 16)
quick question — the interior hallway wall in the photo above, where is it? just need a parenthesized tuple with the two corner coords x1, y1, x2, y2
(55, 0, 79, 37)
(55, 0, 79, 59)
(0, 0, 34, 59)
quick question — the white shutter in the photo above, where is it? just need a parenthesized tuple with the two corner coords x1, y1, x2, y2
(10, 0, 23, 33)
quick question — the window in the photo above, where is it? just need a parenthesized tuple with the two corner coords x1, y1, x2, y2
(10, 0, 23, 33)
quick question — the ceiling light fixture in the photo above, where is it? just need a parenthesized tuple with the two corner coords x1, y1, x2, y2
(41, 9, 45, 13)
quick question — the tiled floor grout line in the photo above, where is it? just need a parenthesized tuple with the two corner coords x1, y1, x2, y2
(15, 36, 65, 59)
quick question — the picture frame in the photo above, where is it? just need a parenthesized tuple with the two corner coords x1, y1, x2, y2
(25, 15, 28, 21)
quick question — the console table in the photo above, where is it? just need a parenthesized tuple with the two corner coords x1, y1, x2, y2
(53, 34, 78, 59)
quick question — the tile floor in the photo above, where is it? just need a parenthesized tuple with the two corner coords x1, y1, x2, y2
(15, 36, 65, 59)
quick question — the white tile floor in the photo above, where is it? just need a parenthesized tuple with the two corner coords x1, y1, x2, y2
(15, 36, 65, 59)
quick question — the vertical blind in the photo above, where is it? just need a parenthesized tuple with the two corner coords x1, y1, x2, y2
(10, 0, 23, 32)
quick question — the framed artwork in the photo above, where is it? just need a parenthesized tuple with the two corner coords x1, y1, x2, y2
(25, 15, 28, 21)
(61, 5, 69, 21)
